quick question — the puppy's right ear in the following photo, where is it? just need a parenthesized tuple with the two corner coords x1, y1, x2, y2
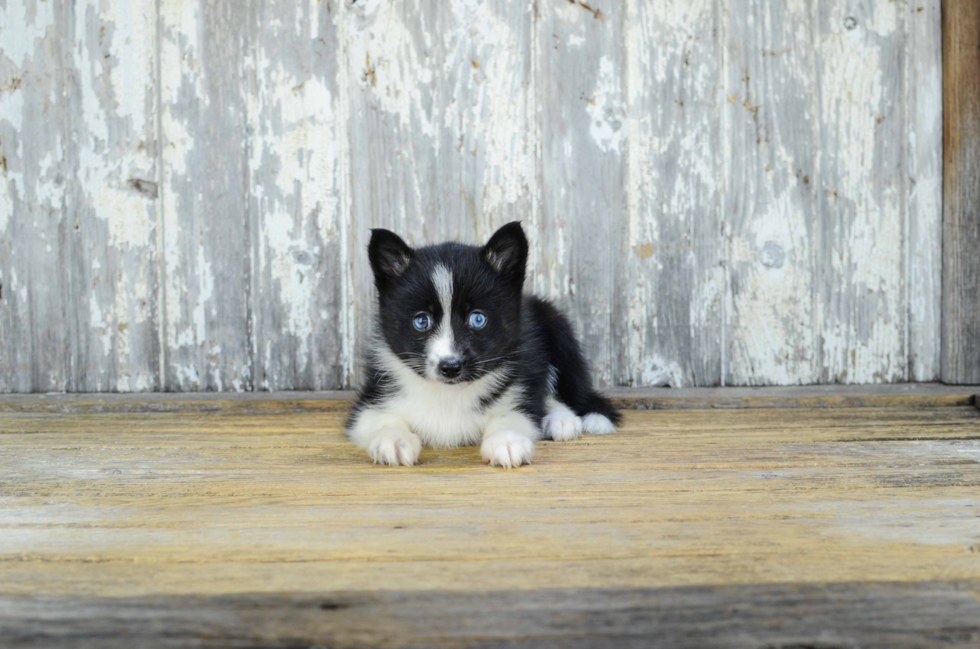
(368, 229, 413, 291)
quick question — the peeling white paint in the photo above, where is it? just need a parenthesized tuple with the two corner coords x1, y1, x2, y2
(244, 1, 345, 390)
(906, 0, 943, 381)
(728, 174, 816, 384)
(816, 8, 904, 383)
(0, 0, 57, 68)
(192, 243, 213, 347)
(0, 180, 11, 234)
(0, 72, 26, 134)
(640, 357, 686, 388)
(586, 56, 625, 154)
(445, 0, 531, 216)
(159, 0, 199, 367)
(1, 0, 946, 392)
(625, 0, 723, 387)
(347, 0, 436, 138)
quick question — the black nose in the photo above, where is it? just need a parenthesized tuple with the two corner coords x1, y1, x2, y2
(438, 359, 462, 379)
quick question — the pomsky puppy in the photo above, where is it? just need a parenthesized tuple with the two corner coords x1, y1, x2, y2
(346, 222, 621, 468)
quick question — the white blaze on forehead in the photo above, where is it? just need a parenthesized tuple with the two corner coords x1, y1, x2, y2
(427, 264, 457, 371)
(432, 264, 453, 315)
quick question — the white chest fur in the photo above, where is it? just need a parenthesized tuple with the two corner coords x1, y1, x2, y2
(375, 348, 518, 448)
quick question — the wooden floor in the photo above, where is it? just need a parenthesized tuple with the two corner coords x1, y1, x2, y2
(2, 387, 980, 647)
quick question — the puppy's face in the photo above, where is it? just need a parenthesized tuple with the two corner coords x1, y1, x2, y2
(368, 223, 528, 385)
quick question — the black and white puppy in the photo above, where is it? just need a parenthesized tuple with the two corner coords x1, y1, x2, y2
(346, 222, 620, 468)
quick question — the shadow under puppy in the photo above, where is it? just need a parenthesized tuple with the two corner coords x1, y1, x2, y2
(346, 222, 621, 468)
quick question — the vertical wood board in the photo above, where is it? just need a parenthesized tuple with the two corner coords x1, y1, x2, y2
(245, 0, 346, 391)
(534, 0, 626, 387)
(0, 0, 71, 393)
(159, 0, 252, 391)
(66, 0, 160, 392)
(625, 0, 725, 387)
(941, 0, 980, 384)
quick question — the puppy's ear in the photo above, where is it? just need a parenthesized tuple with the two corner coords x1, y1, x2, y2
(368, 229, 413, 291)
(482, 221, 528, 290)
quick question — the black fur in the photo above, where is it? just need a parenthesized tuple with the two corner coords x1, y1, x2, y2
(347, 221, 620, 440)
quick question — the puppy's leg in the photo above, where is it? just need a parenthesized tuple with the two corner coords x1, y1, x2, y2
(347, 408, 422, 467)
(541, 396, 583, 442)
(480, 411, 538, 469)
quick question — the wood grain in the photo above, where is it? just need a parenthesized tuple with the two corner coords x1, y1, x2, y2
(0, 0, 72, 393)
(245, 0, 346, 391)
(3, 582, 980, 648)
(812, 1, 909, 384)
(0, 0, 953, 392)
(159, 0, 252, 391)
(66, 0, 161, 392)
(1, 404, 978, 598)
(2, 396, 979, 644)
(533, 0, 625, 387)
(907, 0, 943, 381)
(942, 0, 980, 384)
(625, 0, 724, 388)
(724, 0, 821, 385)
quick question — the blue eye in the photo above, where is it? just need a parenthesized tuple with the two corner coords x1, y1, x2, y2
(413, 313, 431, 331)
(469, 311, 487, 329)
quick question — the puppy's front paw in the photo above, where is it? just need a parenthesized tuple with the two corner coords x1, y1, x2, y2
(542, 411, 582, 442)
(481, 431, 535, 469)
(367, 429, 422, 466)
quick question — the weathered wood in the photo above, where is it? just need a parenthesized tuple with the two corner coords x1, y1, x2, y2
(66, 0, 161, 391)
(1, 404, 978, 597)
(3, 581, 980, 649)
(533, 0, 625, 387)
(723, 0, 822, 385)
(0, 0, 72, 392)
(625, 0, 724, 387)
(159, 0, 252, 390)
(245, 0, 346, 390)
(907, 0, 943, 381)
(812, 1, 908, 383)
(0, 384, 978, 413)
(0, 0, 953, 392)
(941, 0, 980, 384)
(344, 0, 534, 384)
(725, 0, 942, 386)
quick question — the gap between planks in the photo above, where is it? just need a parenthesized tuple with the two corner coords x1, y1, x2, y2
(0, 383, 977, 414)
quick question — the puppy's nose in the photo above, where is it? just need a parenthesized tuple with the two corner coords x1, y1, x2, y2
(438, 358, 462, 379)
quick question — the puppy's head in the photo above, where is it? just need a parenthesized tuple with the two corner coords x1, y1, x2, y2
(368, 222, 528, 384)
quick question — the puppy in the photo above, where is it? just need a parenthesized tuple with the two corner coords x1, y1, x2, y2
(346, 222, 620, 468)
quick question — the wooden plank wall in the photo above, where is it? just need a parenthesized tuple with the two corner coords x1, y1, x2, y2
(0, 0, 945, 392)
(942, 0, 980, 385)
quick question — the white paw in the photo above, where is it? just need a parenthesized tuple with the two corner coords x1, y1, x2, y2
(542, 411, 582, 442)
(481, 431, 535, 469)
(367, 429, 422, 466)
(582, 413, 616, 435)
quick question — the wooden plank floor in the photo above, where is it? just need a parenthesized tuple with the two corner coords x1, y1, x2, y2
(1, 391, 980, 647)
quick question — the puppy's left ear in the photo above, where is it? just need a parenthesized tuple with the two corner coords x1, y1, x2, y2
(482, 221, 528, 291)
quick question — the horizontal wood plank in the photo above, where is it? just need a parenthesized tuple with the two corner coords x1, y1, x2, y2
(3, 581, 980, 648)
(1, 405, 978, 599)
(1, 397, 979, 644)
